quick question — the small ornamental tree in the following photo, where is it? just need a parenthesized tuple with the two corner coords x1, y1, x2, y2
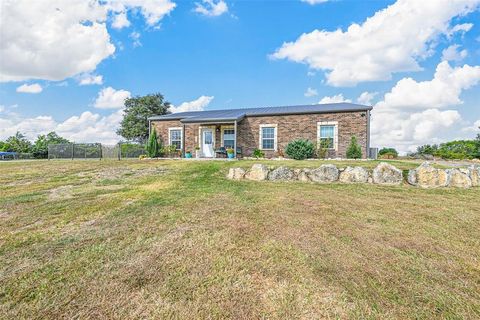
(285, 139, 315, 160)
(146, 128, 159, 158)
(346, 136, 362, 159)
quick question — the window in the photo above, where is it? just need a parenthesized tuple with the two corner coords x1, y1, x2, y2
(260, 125, 277, 150)
(222, 128, 235, 148)
(169, 128, 182, 150)
(317, 122, 337, 150)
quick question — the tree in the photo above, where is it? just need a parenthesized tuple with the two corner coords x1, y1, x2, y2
(346, 136, 362, 159)
(0, 141, 8, 151)
(5, 132, 32, 153)
(117, 93, 171, 143)
(32, 132, 70, 159)
(475, 127, 480, 158)
(378, 147, 398, 158)
(145, 128, 160, 158)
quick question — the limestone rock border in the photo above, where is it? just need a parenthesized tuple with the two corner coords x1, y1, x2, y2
(226, 162, 479, 189)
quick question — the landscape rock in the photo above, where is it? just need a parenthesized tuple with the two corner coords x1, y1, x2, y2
(268, 166, 295, 181)
(407, 169, 417, 185)
(245, 164, 269, 181)
(226, 167, 246, 180)
(446, 169, 472, 188)
(296, 168, 311, 182)
(372, 162, 403, 185)
(339, 166, 369, 183)
(469, 165, 480, 187)
(411, 162, 448, 188)
(309, 164, 339, 183)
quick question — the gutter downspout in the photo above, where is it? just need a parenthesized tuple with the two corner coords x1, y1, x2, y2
(182, 124, 186, 158)
(366, 109, 371, 159)
(234, 120, 237, 159)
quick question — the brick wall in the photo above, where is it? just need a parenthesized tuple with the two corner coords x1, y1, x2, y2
(237, 111, 369, 158)
(151, 110, 369, 158)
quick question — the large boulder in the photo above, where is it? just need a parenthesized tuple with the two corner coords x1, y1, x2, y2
(226, 167, 246, 180)
(245, 164, 269, 181)
(409, 162, 448, 188)
(372, 162, 403, 185)
(469, 165, 480, 187)
(268, 166, 295, 181)
(446, 169, 472, 188)
(339, 166, 369, 183)
(309, 164, 339, 183)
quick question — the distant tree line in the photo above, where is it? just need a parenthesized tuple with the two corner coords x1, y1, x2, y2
(379, 130, 480, 160)
(0, 131, 69, 159)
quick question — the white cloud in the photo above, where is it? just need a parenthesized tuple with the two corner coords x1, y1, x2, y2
(112, 11, 131, 29)
(129, 32, 142, 47)
(0, 0, 176, 83)
(441, 44, 468, 61)
(108, 0, 176, 27)
(356, 91, 377, 105)
(446, 23, 473, 38)
(271, 0, 480, 86)
(462, 119, 480, 133)
(94, 87, 131, 109)
(171, 95, 214, 113)
(304, 87, 318, 97)
(78, 73, 103, 86)
(301, 0, 328, 4)
(16, 83, 43, 94)
(371, 61, 480, 153)
(376, 61, 480, 111)
(194, 0, 228, 17)
(0, 0, 115, 82)
(318, 94, 351, 104)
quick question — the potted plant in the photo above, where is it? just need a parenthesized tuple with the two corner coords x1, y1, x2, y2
(226, 148, 235, 159)
(185, 150, 192, 158)
(195, 146, 201, 158)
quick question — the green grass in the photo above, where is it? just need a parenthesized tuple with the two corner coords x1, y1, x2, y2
(0, 159, 479, 319)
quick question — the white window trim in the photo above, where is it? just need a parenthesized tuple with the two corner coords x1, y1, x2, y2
(317, 121, 338, 151)
(259, 124, 278, 151)
(220, 125, 235, 148)
(168, 127, 183, 150)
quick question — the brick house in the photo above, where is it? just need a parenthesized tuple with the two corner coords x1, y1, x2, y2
(148, 103, 372, 159)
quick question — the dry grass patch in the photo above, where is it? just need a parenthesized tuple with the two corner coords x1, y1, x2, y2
(0, 159, 479, 319)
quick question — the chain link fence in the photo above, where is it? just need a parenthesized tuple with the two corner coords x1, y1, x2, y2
(48, 143, 146, 160)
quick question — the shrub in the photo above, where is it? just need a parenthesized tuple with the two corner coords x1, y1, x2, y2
(378, 147, 398, 159)
(252, 148, 264, 159)
(226, 148, 234, 154)
(316, 137, 332, 159)
(285, 139, 315, 160)
(346, 136, 362, 159)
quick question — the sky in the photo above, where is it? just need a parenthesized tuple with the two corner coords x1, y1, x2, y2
(0, 0, 479, 153)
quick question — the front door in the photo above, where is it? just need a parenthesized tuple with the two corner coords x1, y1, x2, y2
(201, 129, 214, 157)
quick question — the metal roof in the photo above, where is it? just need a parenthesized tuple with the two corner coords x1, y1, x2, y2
(148, 102, 372, 123)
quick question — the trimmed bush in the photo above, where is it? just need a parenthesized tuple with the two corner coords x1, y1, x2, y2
(346, 136, 362, 159)
(285, 139, 315, 160)
(379, 147, 398, 159)
(252, 148, 265, 159)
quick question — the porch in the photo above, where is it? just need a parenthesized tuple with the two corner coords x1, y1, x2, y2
(180, 120, 242, 159)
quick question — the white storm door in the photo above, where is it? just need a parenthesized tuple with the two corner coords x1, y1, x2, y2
(202, 129, 214, 157)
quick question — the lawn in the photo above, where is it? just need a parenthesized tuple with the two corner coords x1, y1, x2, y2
(1, 159, 479, 319)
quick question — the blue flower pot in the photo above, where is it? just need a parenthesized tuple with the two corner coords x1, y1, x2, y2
(185, 153, 192, 158)
(227, 153, 235, 159)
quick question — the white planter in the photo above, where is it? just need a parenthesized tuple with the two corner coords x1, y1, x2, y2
(195, 150, 201, 158)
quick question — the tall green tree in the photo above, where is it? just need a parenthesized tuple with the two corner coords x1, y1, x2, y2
(5, 132, 32, 153)
(146, 128, 160, 158)
(117, 93, 171, 143)
(346, 136, 362, 159)
(32, 132, 70, 159)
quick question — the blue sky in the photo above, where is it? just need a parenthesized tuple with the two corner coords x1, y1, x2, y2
(1, 0, 479, 152)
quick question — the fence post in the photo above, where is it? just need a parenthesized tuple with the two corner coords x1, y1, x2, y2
(71, 143, 74, 160)
(118, 142, 121, 161)
(99, 143, 102, 161)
